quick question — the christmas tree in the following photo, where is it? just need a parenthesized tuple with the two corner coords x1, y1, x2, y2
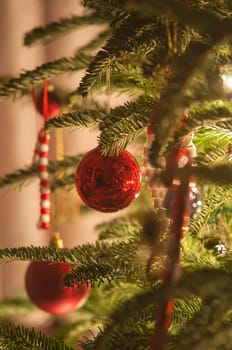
(0, 0, 232, 349)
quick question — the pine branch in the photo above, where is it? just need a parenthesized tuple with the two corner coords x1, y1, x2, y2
(215, 43, 232, 65)
(82, 298, 202, 350)
(24, 15, 106, 47)
(50, 174, 75, 191)
(189, 100, 232, 128)
(0, 321, 73, 350)
(192, 163, 232, 185)
(197, 147, 226, 166)
(173, 297, 232, 350)
(120, 0, 232, 38)
(194, 123, 232, 150)
(46, 94, 156, 155)
(0, 154, 82, 189)
(99, 127, 144, 156)
(78, 61, 159, 97)
(0, 298, 35, 318)
(45, 108, 106, 131)
(0, 246, 74, 263)
(218, 249, 232, 273)
(0, 239, 144, 286)
(81, 322, 153, 350)
(189, 186, 232, 235)
(173, 297, 202, 325)
(170, 322, 232, 350)
(64, 238, 146, 287)
(83, 288, 157, 350)
(97, 215, 142, 240)
(84, 268, 232, 350)
(181, 235, 219, 270)
(77, 30, 110, 55)
(65, 258, 144, 287)
(78, 16, 166, 96)
(160, 100, 232, 165)
(64, 244, 144, 287)
(98, 95, 155, 155)
(144, 7, 231, 165)
(46, 95, 157, 151)
(151, 42, 232, 164)
(0, 54, 91, 100)
(82, 0, 126, 19)
(170, 163, 232, 186)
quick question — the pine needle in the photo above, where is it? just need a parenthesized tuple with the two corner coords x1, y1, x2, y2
(0, 321, 74, 350)
(24, 15, 106, 47)
(0, 54, 91, 100)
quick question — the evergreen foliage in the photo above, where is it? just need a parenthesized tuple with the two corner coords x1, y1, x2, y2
(24, 15, 106, 47)
(0, 154, 83, 189)
(0, 321, 74, 350)
(0, 0, 232, 349)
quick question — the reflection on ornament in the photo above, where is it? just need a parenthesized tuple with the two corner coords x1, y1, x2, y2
(25, 261, 91, 314)
(75, 147, 141, 212)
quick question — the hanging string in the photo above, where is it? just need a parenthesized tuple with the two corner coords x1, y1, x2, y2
(106, 59, 111, 113)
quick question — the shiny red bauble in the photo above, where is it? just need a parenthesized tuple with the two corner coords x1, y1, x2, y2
(25, 261, 91, 314)
(75, 147, 141, 212)
(36, 91, 61, 119)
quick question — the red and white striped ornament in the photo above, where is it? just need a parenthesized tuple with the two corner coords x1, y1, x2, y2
(32, 81, 52, 230)
(38, 128, 51, 230)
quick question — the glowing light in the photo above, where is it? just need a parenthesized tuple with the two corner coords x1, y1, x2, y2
(222, 74, 232, 89)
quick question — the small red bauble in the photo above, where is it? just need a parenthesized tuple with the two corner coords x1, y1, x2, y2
(25, 261, 91, 314)
(36, 91, 61, 119)
(75, 147, 141, 212)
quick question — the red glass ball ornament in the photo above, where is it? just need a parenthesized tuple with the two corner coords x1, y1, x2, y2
(36, 91, 61, 119)
(75, 147, 141, 212)
(25, 261, 91, 314)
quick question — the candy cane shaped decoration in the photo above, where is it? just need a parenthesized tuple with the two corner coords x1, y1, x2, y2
(38, 128, 51, 230)
(32, 81, 51, 230)
(39, 81, 50, 230)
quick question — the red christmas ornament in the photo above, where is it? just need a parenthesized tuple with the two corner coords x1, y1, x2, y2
(25, 261, 91, 314)
(36, 91, 61, 119)
(75, 147, 141, 212)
